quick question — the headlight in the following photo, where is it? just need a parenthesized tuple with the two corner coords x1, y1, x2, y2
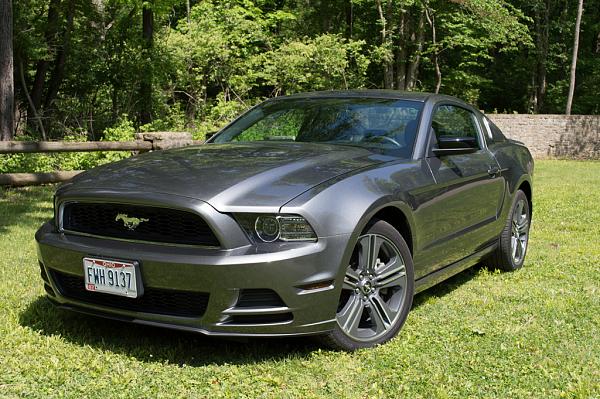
(255, 216, 280, 242)
(277, 216, 317, 241)
(236, 214, 317, 243)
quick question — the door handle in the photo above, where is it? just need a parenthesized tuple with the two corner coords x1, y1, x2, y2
(487, 167, 500, 177)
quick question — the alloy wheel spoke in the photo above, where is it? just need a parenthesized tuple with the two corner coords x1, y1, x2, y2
(357, 236, 372, 273)
(515, 201, 524, 220)
(368, 294, 395, 333)
(511, 236, 518, 259)
(519, 211, 527, 224)
(358, 234, 383, 273)
(517, 221, 528, 234)
(343, 268, 360, 290)
(338, 295, 364, 334)
(519, 236, 527, 254)
(374, 257, 406, 289)
(515, 235, 525, 260)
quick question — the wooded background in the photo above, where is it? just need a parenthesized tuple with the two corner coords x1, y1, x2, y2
(0, 0, 599, 143)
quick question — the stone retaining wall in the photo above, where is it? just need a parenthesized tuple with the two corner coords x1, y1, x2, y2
(487, 114, 600, 159)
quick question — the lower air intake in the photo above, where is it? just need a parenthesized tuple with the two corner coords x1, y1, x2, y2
(51, 270, 209, 318)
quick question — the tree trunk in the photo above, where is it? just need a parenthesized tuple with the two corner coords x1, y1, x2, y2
(108, 6, 136, 126)
(44, 0, 75, 111)
(395, 9, 407, 90)
(30, 0, 61, 118)
(532, 0, 549, 113)
(566, 0, 584, 115)
(0, 0, 14, 140)
(140, 2, 153, 125)
(186, 0, 191, 25)
(18, 59, 46, 140)
(405, 9, 425, 91)
(345, 0, 353, 38)
(376, 0, 394, 89)
(425, 8, 441, 93)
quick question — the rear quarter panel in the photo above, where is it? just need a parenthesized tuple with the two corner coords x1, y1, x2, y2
(489, 141, 534, 220)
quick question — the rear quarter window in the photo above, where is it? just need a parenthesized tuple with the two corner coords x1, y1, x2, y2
(482, 116, 507, 144)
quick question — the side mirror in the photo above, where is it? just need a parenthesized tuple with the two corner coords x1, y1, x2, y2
(432, 136, 479, 156)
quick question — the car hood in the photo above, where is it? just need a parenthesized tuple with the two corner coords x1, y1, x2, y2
(62, 142, 391, 211)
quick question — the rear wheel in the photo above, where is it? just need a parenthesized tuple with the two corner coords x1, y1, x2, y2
(488, 189, 531, 271)
(321, 219, 414, 351)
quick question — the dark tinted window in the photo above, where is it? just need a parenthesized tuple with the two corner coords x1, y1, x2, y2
(213, 98, 424, 157)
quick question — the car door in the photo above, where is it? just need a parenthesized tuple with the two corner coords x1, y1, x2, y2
(417, 103, 505, 275)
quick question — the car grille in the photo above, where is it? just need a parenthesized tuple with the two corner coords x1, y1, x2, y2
(50, 270, 210, 318)
(61, 202, 220, 247)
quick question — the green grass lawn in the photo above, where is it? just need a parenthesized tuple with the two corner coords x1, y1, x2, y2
(1, 160, 599, 398)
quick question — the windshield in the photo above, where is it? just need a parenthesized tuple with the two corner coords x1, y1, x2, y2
(212, 98, 423, 156)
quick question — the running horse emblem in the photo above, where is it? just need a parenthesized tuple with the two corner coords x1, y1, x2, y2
(115, 213, 149, 230)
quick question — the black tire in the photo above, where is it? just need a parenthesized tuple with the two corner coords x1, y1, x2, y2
(321, 219, 414, 351)
(488, 189, 531, 271)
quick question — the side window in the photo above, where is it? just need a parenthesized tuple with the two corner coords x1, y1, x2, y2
(482, 116, 495, 146)
(489, 118, 507, 143)
(481, 116, 508, 145)
(431, 105, 481, 149)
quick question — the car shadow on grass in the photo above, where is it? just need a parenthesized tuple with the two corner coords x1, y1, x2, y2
(19, 264, 484, 364)
(19, 296, 321, 366)
(412, 264, 485, 308)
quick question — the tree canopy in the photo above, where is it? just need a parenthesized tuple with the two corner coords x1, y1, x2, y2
(4, 0, 600, 140)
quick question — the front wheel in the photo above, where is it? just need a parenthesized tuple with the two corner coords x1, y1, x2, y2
(321, 219, 414, 351)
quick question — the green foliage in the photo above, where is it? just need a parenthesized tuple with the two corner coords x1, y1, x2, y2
(259, 34, 370, 94)
(164, 0, 274, 106)
(188, 95, 260, 141)
(442, 0, 532, 51)
(1, 161, 599, 397)
(8, 0, 600, 148)
(0, 119, 138, 173)
(101, 118, 136, 141)
(421, 0, 532, 102)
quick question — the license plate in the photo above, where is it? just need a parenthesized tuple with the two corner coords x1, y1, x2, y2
(83, 257, 141, 298)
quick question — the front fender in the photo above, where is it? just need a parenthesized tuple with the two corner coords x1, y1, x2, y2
(280, 160, 430, 238)
(281, 159, 433, 285)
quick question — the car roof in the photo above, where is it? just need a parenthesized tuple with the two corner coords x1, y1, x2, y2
(267, 90, 457, 103)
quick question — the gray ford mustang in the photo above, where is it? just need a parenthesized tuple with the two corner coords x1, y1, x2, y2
(36, 91, 533, 350)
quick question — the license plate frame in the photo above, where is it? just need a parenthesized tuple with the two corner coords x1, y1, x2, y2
(83, 257, 143, 298)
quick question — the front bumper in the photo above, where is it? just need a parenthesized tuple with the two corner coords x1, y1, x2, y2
(36, 221, 351, 337)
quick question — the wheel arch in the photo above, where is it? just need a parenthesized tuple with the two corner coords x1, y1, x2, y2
(352, 199, 416, 256)
(518, 179, 533, 215)
(369, 206, 414, 255)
